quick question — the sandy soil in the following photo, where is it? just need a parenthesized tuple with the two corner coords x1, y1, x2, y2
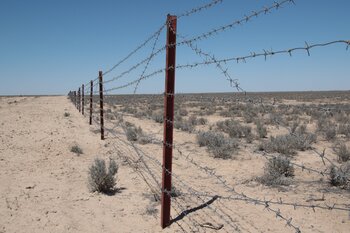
(0, 96, 349, 233)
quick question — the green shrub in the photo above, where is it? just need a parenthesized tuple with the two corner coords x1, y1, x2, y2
(88, 158, 118, 194)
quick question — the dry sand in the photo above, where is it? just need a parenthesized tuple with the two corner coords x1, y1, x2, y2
(0, 96, 349, 233)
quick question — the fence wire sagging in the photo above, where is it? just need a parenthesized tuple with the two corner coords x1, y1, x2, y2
(68, 0, 350, 232)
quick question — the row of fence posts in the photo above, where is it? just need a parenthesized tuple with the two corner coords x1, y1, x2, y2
(68, 72, 105, 141)
(67, 14, 177, 229)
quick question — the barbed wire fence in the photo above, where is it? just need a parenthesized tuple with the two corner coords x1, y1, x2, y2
(68, 0, 350, 232)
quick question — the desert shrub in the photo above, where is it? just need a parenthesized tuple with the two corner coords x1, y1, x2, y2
(216, 119, 252, 141)
(106, 113, 117, 120)
(138, 136, 152, 145)
(145, 205, 158, 215)
(293, 132, 317, 151)
(170, 185, 181, 197)
(296, 124, 307, 135)
(317, 117, 337, 141)
(178, 109, 188, 116)
(267, 113, 285, 125)
(243, 107, 257, 123)
(263, 135, 295, 155)
(174, 120, 194, 132)
(197, 131, 217, 147)
(71, 145, 83, 155)
(121, 106, 137, 114)
(325, 126, 337, 141)
(243, 111, 254, 123)
(204, 107, 216, 116)
(88, 158, 118, 194)
(64, 112, 70, 117)
(197, 131, 238, 159)
(126, 127, 138, 141)
(152, 112, 163, 123)
(329, 162, 350, 190)
(338, 124, 350, 138)
(335, 112, 350, 124)
(125, 123, 143, 142)
(262, 132, 316, 155)
(197, 117, 208, 125)
(334, 143, 350, 163)
(135, 111, 147, 118)
(220, 110, 231, 117)
(188, 115, 198, 126)
(256, 120, 267, 138)
(259, 156, 294, 186)
(290, 120, 300, 134)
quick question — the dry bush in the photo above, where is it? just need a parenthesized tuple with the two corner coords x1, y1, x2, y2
(334, 143, 350, 163)
(329, 162, 350, 190)
(216, 119, 252, 142)
(261, 132, 316, 155)
(242, 105, 257, 123)
(151, 112, 163, 123)
(177, 109, 188, 116)
(335, 112, 349, 124)
(70, 145, 83, 155)
(88, 158, 118, 194)
(174, 120, 194, 132)
(125, 122, 147, 143)
(197, 131, 238, 159)
(197, 117, 208, 125)
(317, 117, 337, 140)
(259, 156, 294, 186)
(266, 113, 285, 126)
(256, 120, 267, 138)
(338, 123, 350, 138)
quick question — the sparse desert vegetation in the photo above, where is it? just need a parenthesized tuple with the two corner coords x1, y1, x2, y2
(1, 91, 350, 232)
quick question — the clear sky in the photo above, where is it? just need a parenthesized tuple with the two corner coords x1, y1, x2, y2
(0, 0, 349, 95)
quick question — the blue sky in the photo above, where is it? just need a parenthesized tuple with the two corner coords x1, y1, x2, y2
(0, 0, 349, 95)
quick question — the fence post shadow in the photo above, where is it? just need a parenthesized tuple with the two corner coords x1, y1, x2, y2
(169, 195, 219, 225)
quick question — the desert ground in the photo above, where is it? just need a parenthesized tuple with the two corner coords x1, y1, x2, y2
(1, 92, 350, 233)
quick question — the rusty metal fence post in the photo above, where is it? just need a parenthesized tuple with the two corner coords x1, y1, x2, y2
(89, 80, 93, 125)
(78, 88, 81, 112)
(161, 14, 177, 229)
(74, 91, 77, 108)
(99, 71, 105, 140)
(82, 84, 85, 115)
